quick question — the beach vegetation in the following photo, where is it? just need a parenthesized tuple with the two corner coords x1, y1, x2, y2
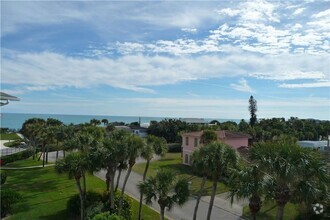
(138, 135, 167, 220)
(138, 169, 189, 220)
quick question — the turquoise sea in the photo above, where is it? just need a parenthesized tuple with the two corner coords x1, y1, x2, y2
(0, 113, 240, 130)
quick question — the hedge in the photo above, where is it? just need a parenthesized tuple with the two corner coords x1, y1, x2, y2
(0, 149, 34, 165)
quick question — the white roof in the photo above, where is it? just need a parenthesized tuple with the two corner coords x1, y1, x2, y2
(297, 141, 327, 148)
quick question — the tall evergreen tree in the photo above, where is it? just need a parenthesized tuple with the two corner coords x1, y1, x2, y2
(249, 96, 258, 126)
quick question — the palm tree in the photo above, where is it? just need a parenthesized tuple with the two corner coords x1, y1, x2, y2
(118, 135, 144, 212)
(36, 127, 48, 167)
(100, 130, 129, 210)
(55, 125, 66, 161)
(203, 142, 239, 220)
(138, 169, 189, 220)
(191, 147, 209, 220)
(55, 152, 90, 220)
(102, 119, 109, 126)
(229, 164, 266, 220)
(250, 139, 328, 220)
(45, 126, 56, 164)
(114, 133, 130, 192)
(191, 129, 218, 220)
(138, 135, 167, 220)
(25, 123, 43, 160)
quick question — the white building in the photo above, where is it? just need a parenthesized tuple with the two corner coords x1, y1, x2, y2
(297, 140, 330, 151)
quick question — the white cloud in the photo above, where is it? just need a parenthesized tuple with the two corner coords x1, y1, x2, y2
(2, 50, 328, 93)
(181, 28, 197, 33)
(250, 71, 327, 81)
(230, 79, 255, 93)
(292, 8, 306, 16)
(279, 81, 330, 88)
(1, 1, 220, 37)
(312, 9, 330, 18)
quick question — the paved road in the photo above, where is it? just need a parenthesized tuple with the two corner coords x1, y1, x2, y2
(47, 151, 246, 220)
(94, 169, 244, 220)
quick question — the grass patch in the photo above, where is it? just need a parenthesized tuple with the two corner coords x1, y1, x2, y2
(243, 200, 300, 220)
(133, 153, 229, 196)
(4, 140, 22, 147)
(3, 158, 161, 220)
(4, 157, 45, 167)
(0, 133, 21, 140)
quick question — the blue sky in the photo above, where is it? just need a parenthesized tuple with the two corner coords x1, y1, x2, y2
(1, 0, 329, 120)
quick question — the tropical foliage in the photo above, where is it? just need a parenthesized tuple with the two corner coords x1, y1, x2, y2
(138, 169, 189, 220)
(250, 139, 329, 220)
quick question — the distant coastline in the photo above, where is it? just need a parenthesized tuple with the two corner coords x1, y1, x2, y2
(0, 113, 241, 130)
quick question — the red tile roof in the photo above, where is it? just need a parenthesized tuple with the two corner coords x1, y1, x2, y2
(182, 130, 251, 139)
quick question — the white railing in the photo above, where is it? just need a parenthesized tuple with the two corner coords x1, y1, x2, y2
(0, 147, 26, 156)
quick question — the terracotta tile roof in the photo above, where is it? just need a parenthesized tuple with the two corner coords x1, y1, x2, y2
(181, 130, 251, 139)
(223, 131, 252, 139)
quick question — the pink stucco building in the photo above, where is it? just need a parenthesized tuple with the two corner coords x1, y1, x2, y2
(181, 130, 251, 165)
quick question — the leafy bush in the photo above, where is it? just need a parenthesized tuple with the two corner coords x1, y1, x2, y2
(1, 189, 21, 218)
(92, 212, 125, 220)
(0, 149, 34, 164)
(87, 202, 104, 219)
(4, 139, 22, 148)
(1, 171, 7, 185)
(67, 191, 131, 220)
(67, 191, 103, 216)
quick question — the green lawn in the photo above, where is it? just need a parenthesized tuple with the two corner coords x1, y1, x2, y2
(133, 153, 229, 196)
(243, 200, 300, 220)
(0, 133, 21, 140)
(3, 158, 161, 220)
(5, 157, 45, 167)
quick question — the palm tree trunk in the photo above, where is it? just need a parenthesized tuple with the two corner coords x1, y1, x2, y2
(37, 144, 43, 161)
(75, 178, 85, 220)
(207, 178, 218, 220)
(110, 169, 116, 210)
(42, 145, 46, 167)
(142, 160, 150, 180)
(56, 140, 59, 161)
(46, 145, 49, 164)
(119, 165, 133, 213)
(138, 160, 150, 220)
(122, 165, 132, 195)
(31, 138, 35, 160)
(276, 205, 285, 220)
(160, 207, 165, 220)
(193, 175, 206, 220)
(106, 169, 110, 191)
(82, 173, 87, 196)
(115, 167, 122, 192)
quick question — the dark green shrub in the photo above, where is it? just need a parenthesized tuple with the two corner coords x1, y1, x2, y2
(87, 202, 104, 220)
(1, 189, 21, 218)
(67, 191, 103, 216)
(1, 171, 7, 185)
(101, 191, 131, 220)
(1, 149, 34, 164)
(68, 191, 131, 220)
(92, 212, 125, 220)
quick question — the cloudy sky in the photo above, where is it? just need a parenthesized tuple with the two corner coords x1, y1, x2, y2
(1, 0, 329, 120)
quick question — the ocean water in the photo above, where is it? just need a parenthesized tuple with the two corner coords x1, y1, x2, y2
(0, 113, 241, 130)
(0, 113, 165, 130)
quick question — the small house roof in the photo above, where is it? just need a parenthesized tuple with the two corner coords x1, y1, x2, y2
(182, 130, 251, 139)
